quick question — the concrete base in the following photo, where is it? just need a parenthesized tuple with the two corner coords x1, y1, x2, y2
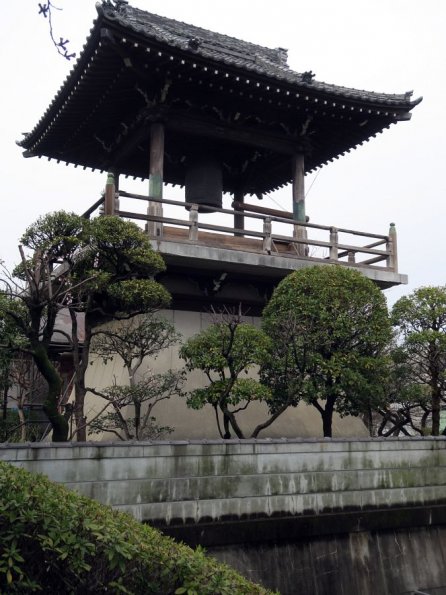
(210, 526, 446, 595)
(3, 439, 446, 595)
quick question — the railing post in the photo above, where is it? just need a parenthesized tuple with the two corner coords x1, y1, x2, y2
(263, 217, 272, 254)
(387, 222, 398, 272)
(234, 190, 245, 237)
(189, 204, 199, 241)
(329, 227, 338, 260)
(293, 224, 308, 257)
(348, 250, 355, 264)
(147, 201, 163, 238)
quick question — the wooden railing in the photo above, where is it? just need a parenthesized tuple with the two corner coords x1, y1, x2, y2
(84, 189, 398, 272)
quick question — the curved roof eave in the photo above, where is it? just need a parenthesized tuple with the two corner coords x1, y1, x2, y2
(99, 2, 421, 111)
(18, 1, 421, 153)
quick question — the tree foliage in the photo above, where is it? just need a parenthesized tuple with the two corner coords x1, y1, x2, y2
(0, 212, 88, 441)
(262, 266, 392, 437)
(68, 216, 171, 441)
(0, 462, 270, 593)
(368, 342, 431, 436)
(180, 312, 274, 438)
(0, 212, 171, 442)
(88, 315, 183, 441)
(391, 286, 446, 435)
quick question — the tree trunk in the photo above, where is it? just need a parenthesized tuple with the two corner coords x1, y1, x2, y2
(18, 406, 26, 442)
(222, 405, 245, 438)
(222, 412, 231, 439)
(251, 401, 291, 438)
(134, 399, 141, 440)
(2, 383, 8, 421)
(33, 344, 68, 442)
(71, 308, 92, 442)
(432, 384, 441, 436)
(321, 395, 335, 438)
(428, 341, 442, 436)
(322, 411, 332, 438)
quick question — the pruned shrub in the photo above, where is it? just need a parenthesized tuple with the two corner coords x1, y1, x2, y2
(0, 462, 271, 594)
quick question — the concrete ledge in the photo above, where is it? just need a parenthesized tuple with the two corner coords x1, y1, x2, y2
(152, 240, 408, 288)
(2, 438, 445, 542)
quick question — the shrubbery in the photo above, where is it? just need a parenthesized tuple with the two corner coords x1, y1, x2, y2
(0, 462, 271, 594)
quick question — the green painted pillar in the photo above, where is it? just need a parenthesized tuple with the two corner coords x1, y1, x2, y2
(104, 172, 115, 216)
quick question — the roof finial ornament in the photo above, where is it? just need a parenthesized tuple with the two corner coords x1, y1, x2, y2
(188, 37, 202, 51)
(102, 0, 129, 12)
(301, 71, 315, 83)
(275, 47, 288, 66)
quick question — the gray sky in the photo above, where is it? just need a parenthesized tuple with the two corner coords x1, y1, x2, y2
(1, 0, 444, 305)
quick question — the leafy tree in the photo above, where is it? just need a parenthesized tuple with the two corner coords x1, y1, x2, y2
(0, 212, 87, 441)
(391, 286, 446, 435)
(1, 356, 47, 443)
(180, 311, 274, 439)
(0, 462, 270, 594)
(68, 216, 171, 441)
(262, 266, 392, 437)
(0, 294, 23, 421)
(0, 212, 170, 442)
(370, 344, 431, 436)
(88, 315, 183, 440)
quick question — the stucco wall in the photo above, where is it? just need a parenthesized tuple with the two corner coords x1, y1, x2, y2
(82, 309, 368, 440)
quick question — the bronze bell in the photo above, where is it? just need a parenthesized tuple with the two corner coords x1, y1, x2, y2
(185, 155, 222, 212)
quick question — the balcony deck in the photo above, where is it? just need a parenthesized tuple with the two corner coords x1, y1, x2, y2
(86, 189, 406, 290)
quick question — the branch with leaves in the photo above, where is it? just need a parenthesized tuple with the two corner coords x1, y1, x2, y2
(88, 314, 183, 440)
(180, 308, 275, 439)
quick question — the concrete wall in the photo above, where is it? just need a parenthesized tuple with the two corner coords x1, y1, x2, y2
(3, 438, 446, 595)
(211, 526, 446, 595)
(2, 438, 446, 531)
(82, 309, 368, 440)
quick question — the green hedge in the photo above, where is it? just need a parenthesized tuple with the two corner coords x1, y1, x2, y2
(0, 462, 272, 594)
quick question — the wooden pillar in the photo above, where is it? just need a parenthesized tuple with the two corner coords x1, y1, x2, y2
(292, 154, 307, 256)
(147, 123, 164, 238)
(104, 172, 116, 216)
(234, 190, 245, 237)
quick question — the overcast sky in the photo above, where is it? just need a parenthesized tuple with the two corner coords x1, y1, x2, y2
(1, 0, 444, 306)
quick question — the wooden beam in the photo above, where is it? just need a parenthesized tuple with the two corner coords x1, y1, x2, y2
(166, 112, 304, 155)
(232, 201, 292, 220)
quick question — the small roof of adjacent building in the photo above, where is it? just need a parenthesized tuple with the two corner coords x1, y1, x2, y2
(19, 0, 421, 195)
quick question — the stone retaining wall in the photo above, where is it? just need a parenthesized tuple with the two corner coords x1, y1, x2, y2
(2, 438, 446, 540)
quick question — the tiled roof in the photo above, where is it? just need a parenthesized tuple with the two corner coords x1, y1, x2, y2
(99, 0, 421, 108)
(17, 1, 421, 192)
